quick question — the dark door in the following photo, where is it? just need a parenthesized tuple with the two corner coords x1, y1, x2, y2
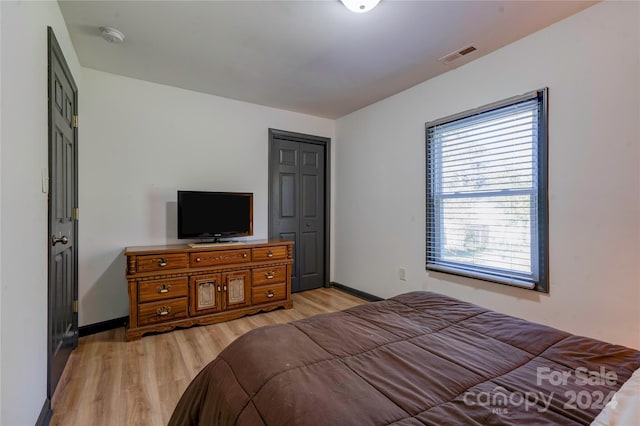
(48, 27, 78, 400)
(269, 130, 329, 292)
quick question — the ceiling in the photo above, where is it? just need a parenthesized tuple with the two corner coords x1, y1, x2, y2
(58, 0, 596, 119)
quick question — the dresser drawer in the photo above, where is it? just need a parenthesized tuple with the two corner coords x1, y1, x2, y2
(190, 249, 250, 267)
(252, 283, 286, 305)
(252, 266, 287, 287)
(138, 298, 188, 326)
(137, 253, 188, 273)
(252, 246, 288, 262)
(138, 277, 188, 303)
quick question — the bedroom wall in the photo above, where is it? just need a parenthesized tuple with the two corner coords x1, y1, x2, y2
(334, 1, 640, 349)
(0, 1, 3, 418)
(0, 2, 3, 418)
(0, 1, 81, 424)
(78, 68, 335, 326)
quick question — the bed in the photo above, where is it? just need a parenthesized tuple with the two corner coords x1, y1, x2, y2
(169, 291, 640, 425)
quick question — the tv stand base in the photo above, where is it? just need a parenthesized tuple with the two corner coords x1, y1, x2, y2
(124, 239, 293, 340)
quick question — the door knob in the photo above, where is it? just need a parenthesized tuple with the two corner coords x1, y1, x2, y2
(51, 235, 69, 246)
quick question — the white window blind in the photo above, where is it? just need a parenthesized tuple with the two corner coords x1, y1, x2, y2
(426, 89, 548, 291)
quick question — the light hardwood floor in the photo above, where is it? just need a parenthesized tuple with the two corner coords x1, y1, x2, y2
(50, 288, 366, 426)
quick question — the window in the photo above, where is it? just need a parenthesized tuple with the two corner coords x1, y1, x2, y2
(426, 89, 548, 292)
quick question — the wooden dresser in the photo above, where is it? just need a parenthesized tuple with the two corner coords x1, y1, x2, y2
(124, 240, 293, 340)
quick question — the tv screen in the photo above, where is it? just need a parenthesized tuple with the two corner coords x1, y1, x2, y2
(177, 191, 253, 240)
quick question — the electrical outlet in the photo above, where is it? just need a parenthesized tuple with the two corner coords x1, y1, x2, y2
(399, 267, 407, 281)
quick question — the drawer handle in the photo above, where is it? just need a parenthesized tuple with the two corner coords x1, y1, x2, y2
(156, 306, 172, 316)
(195, 257, 201, 262)
(265, 272, 275, 279)
(242, 253, 248, 258)
(265, 290, 275, 298)
(158, 258, 168, 267)
(266, 251, 274, 258)
(156, 284, 171, 294)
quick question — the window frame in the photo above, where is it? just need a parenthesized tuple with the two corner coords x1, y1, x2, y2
(425, 88, 549, 292)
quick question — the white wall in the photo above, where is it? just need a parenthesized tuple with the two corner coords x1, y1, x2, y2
(0, 1, 81, 424)
(78, 68, 335, 326)
(334, 1, 640, 349)
(0, 2, 3, 418)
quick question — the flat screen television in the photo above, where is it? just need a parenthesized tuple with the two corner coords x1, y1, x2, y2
(177, 191, 253, 241)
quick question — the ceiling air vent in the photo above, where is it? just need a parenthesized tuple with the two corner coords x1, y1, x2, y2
(438, 45, 477, 64)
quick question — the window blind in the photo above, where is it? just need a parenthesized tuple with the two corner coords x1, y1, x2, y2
(426, 90, 548, 290)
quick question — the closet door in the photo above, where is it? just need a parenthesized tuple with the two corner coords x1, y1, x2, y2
(269, 131, 328, 292)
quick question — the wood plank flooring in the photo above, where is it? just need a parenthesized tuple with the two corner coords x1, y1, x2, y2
(50, 288, 366, 426)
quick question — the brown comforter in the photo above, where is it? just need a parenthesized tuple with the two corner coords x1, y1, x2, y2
(169, 291, 640, 425)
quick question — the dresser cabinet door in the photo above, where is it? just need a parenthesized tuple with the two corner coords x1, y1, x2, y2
(222, 270, 251, 310)
(190, 274, 222, 316)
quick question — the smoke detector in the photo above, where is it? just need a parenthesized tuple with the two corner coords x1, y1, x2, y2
(438, 45, 477, 64)
(100, 26, 125, 44)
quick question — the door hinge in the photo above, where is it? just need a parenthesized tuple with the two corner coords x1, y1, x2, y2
(72, 115, 78, 128)
(73, 207, 79, 221)
(73, 300, 78, 313)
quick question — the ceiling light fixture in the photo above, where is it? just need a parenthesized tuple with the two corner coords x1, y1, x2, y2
(100, 26, 125, 44)
(340, 0, 381, 13)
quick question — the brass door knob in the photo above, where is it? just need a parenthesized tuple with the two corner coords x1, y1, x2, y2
(51, 235, 69, 246)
